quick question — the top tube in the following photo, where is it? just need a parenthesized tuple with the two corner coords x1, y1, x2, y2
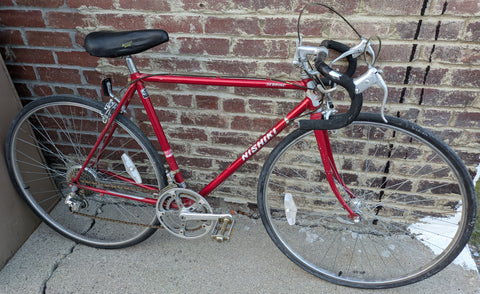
(131, 72, 311, 91)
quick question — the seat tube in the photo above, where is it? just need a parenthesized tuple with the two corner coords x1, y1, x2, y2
(132, 73, 186, 188)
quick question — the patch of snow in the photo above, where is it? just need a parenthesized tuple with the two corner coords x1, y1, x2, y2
(408, 207, 478, 272)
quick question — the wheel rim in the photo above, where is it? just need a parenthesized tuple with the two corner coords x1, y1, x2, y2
(260, 117, 473, 288)
(8, 98, 164, 248)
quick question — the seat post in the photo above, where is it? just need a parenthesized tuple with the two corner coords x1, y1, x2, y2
(125, 56, 138, 74)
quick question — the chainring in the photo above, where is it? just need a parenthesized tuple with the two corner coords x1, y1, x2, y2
(156, 188, 214, 239)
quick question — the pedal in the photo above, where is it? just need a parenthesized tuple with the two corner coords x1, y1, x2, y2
(211, 217, 235, 242)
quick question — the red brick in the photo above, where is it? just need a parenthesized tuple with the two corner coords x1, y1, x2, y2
(417, 21, 438, 40)
(195, 146, 231, 157)
(380, 66, 408, 84)
(32, 84, 53, 96)
(169, 127, 208, 141)
(13, 82, 32, 97)
(118, 0, 171, 11)
(206, 59, 257, 76)
(177, 37, 230, 56)
(223, 98, 245, 113)
(96, 13, 147, 30)
(136, 109, 177, 123)
(437, 21, 463, 41)
(233, 0, 292, 11)
(234, 87, 286, 98)
(55, 51, 99, 67)
(176, 155, 212, 169)
(26, 31, 72, 47)
(454, 112, 480, 128)
(364, 0, 423, 15)
(380, 44, 417, 62)
(37, 67, 82, 83)
(264, 17, 296, 36)
(394, 21, 418, 40)
(16, 0, 63, 7)
(234, 39, 289, 58)
(82, 69, 105, 85)
(205, 17, 260, 35)
(5, 48, 55, 64)
(77, 88, 98, 99)
(181, 0, 230, 11)
(172, 94, 193, 107)
(456, 150, 480, 167)
(150, 58, 202, 73)
(66, 0, 115, 9)
(466, 21, 480, 42)
(248, 99, 273, 114)
(211, 131, 252, 146)
(263, 61, 298, 78)
(231, 115, 276, 132)
(181, 112, 228, 128)
(196, 95, 219, 110)
(0, 10, 45, 27)
(150, 15, 202, 33)
(6, 64, 36, 80)
(54, 86, 75, 95)
(0, 0, 14, 5)
(294, 0, 360, 14)
(0, 29, 24, 45)
(422, 110, 452, 126)
(435, 0, 480, 15)
(452, 69, 480, 88)
(148, 94, 169, 108)
(46, 11, 90, 29)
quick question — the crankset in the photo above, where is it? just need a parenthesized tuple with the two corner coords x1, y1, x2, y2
(156, 188, 234, 241)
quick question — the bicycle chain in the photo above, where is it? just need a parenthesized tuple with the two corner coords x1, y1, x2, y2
(71, 210, 164, 229)
(70, 179, 171, 229)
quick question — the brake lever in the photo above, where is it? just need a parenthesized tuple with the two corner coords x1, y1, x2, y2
(329, 38, 373, 66)
(353, 64, 389, 123)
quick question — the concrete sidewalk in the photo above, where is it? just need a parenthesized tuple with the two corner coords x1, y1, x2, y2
(1, 215, 479, 294)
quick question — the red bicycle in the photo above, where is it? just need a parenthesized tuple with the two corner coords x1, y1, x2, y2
(5, 4, 476, 289)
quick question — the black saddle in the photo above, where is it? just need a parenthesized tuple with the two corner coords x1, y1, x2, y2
(84, 29, 169, 58)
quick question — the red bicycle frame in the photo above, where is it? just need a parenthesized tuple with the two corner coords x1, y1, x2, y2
(73, 69, 358, 219)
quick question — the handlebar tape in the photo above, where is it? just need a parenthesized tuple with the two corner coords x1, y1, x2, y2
(298, 50, 363, 131)
(321, 40, 357, 78)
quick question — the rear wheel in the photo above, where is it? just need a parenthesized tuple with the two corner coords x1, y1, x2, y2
(258, 113, 476, 288)
(6, 95, 167, 248)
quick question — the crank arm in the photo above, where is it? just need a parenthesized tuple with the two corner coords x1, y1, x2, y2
(179, 211, 233, 222)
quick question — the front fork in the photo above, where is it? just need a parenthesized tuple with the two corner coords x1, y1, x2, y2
(310, 112, 360, 222)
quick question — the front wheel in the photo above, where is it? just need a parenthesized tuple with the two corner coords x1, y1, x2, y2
(257, 113, 476, 289)
(6, 95, 167, 248)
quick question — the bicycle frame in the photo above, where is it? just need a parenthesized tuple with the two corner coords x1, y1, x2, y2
(72, 57, 358, 219)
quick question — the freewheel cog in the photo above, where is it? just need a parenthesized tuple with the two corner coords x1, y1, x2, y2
(65, 165, 98, 196)
(156, 188, 214, 239)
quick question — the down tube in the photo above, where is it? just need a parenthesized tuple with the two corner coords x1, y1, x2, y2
(199, 98, 314, 197)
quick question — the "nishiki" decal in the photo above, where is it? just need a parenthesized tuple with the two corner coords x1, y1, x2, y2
(242, 128, 278, 161)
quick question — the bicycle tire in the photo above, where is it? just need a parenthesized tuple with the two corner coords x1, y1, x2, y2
(6, 95, 167, 249)
(257, 113, 476, 289)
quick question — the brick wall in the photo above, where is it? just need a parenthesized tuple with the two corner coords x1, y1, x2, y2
(0, 0, 479, 203)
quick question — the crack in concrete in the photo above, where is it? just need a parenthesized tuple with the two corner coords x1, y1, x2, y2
(41, 243, 78, 294)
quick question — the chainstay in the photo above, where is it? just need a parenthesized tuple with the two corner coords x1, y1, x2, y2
(72, 179, 165, 229)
